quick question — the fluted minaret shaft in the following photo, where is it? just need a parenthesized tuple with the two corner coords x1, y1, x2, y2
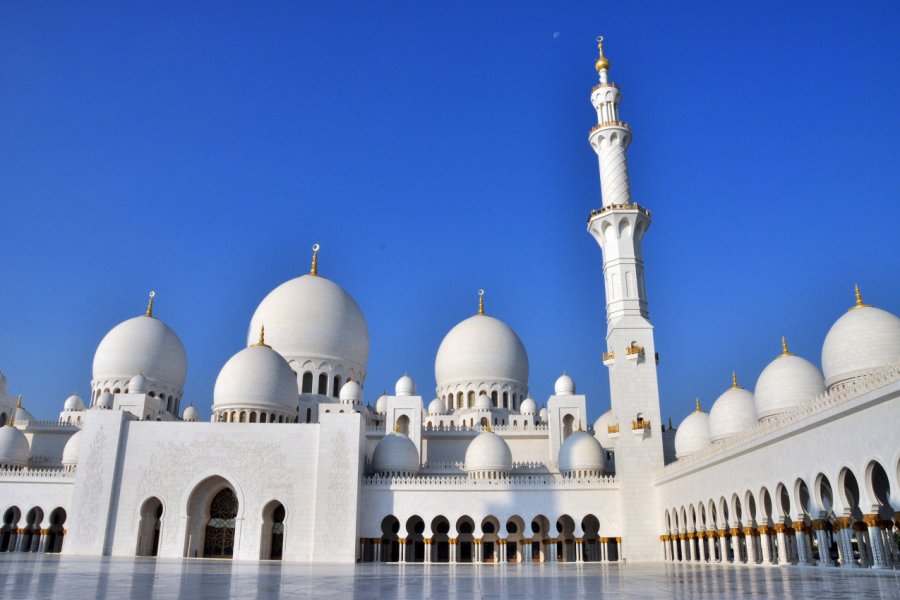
(589, 79, 632, 207)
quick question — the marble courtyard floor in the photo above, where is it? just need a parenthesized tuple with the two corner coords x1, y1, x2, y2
(1, 555, 898, 599)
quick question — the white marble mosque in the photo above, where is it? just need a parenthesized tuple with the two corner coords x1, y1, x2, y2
(1, 38, 898, 572)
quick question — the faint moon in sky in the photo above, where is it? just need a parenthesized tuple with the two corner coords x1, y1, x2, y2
(553, 31, 560, 39)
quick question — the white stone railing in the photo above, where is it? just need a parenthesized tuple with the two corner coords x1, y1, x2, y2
(0, 466, 75, 480)
(417, 461, 550, 474)
(13, 419, 80, 430)
(363, 473, 619, 489)
(659, 365, 900, 479)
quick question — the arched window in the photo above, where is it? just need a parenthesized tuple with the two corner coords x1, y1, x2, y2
(562, 414, 574, 441)
(491, 391, 498, 407)
(249, 412, 257, 423)
(318, 373, 328, 395)
(467, 391, 475, 408)
(396, 415, 410, 436)
(204, 489, 238, 558)
(302, 372, 313, 394)
(332, 376, 341, 398)
(136, 500, 161, 557)
(502, 392, 509, 409)
(239, 411, 247, 423)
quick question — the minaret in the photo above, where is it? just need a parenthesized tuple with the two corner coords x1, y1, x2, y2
(586, 37, 664, 562)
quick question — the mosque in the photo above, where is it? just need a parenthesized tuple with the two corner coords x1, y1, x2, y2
(1, 38, 898, 569)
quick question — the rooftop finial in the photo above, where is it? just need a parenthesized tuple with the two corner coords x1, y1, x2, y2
(145, 291, 156, 317)
(595, 35, 610, 73)
(730, 371, 740, 389)
(310, 244, 320, 276)
(780, 336, 794, 356)
(695, 397, 702, 413)
(252, 324, 268, 347)
(478, 289, 485, 315)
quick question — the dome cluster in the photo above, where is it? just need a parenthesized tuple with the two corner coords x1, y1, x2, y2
(674, 287, 899, 459)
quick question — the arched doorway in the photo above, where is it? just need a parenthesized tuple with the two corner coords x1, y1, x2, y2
(22, 507, 44, 553)
(1, 506, 21, 552)
(261, 501, 285, 560)
(45, 508, 67, 553)
(204, 489, 238, 558)
(431, 516, 451, 562)
(137, 497, 163, 557)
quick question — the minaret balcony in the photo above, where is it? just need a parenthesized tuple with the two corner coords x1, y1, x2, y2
(591, 82, 620, 93)
(625, 343, 645, 363)
(586, 203, 651, 224)
(589, 121, 630, 136)
(631, 419, 650, 437)
(602, 351, 615, 366)
(607, 423, 620, 438)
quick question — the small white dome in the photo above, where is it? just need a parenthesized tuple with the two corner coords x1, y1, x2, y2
(395, 374, 416, 397)
(558, 430, 606, 474)
(375, 394, 387, 414)
(464, 431, 512, 474)
(539, 407, 548, 422)
(554, 373, 575, 396)
(708, 377, 757, 443)
(183, 405, 200, 422)
(435, 313, 529, 395)
(592, 409, 617, 448)
(474, 393, 493, 411)
(519, 397, 537, 415)
(93, 315, 187, 392)
(428, 398, 446, 415)
(127, 372, 149, 394)
(248, 274, 369, 373)
(64, 394, 85, 411)
(0, 370, 7, 395)
(62, 430, 82, 466)
(674, 406, 711, 458)
(96, 392, 114, 410)
(339, 380, 363, 404)
(755, 345, 825, 420)
(12, 405, 34, 425)
(213, 345, 299, 413)
(0, 425, 30, 468)
(371, 432, 419, 475)
(822, 298, 900, 389)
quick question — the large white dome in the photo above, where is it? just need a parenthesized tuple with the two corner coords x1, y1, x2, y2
(822, 297, 900, 389)
(708, 376, 757, 443)
(0, 425, 30, 468)
(435, 313, 529, 396)
(213, 344, 299, 415)
(371, 432, 419, 475)
(464, 431, 513, 475)
(93, 315, 187, 393)
(674, 404, 711, 458)
(248, 274, 369, 374)
(755, 343, 825, 420)
(558, 431, 606, 475)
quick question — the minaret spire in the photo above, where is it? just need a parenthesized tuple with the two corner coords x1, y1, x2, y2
(310, 244, 320, 276)
(145, 291, 156, 317)
(478, 289, 485, 315)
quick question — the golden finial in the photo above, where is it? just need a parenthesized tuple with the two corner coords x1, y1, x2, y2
(730, 372, 741, 390)
(484, 418, 492, 433)
(16, 396, 22, 408)
(393, 420, 400, 433)
(478, 289, 485, 315)
(849, 283, 870, 310)
(145, 291, 156, 317)
(780, 336, 794, 357)
(252, 325, 268, 347)
(695, 397, 703, 413)
(310, 243, 320, 276)
(595, 35, 610, 73)
(577, 419, 583, 432)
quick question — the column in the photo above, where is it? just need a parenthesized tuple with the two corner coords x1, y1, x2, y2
(661, 535, 669, 561)
(862, 515, 887, 568)
(616, 537, 622, 562)
(834, 518, 857, 567)
(374, 538, 382, 562)
(759, 526, 773, 564)
(792, 523, 811, 565)
(685, 533, 694, 561)
(358, 538, 365, 562)
(398, 538, 406, 563)
(575, 538, 584, 563)
(424, 538, 432, 563)
(854, 524, 870, 567)
(744, 528, 758, 564)
(730, 528, 742, 563)
(600, 537, 608, 562)
(474, 539, 481, 563)
(774, 524, 791, 565)
(523, 539, 531, 563)
(882, 520, 899, 565)
(699, 532, 708, 562)
(678, 534, 686, 561)
(498, 538, 507, 564)
(449, 538, 457, 563)
(718, 531, 729, 563)
(811, 520, 832, 566)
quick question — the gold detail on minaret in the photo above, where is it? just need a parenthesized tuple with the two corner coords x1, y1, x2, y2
(252, 325, 268, 347)
(780, 336, 794, 357)
(145, 291, 156, 317)
(850, 283, 870, 310)
(310, 244, 320, 276)
(595, 35, 610, 72)
(478, 289, 485, 315)
(730, 372, 741, 389)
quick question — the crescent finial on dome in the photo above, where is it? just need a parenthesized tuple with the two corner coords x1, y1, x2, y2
(252, 325, 268, 347)
(850, 283, 870, 310)
(145, 291, 156, 317)
(695, 397, 703, 412)
(780, 336, 794, 357)
(595, 35, 610, 73)
(310, 244, 320, 276)
(478, 289, 485, 315)
(730, 371, 740, 389)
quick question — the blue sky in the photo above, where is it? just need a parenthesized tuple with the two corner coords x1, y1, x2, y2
(1, 2, 898, 424)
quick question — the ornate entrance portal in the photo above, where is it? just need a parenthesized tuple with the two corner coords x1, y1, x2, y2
(204, 489, 238, 558)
